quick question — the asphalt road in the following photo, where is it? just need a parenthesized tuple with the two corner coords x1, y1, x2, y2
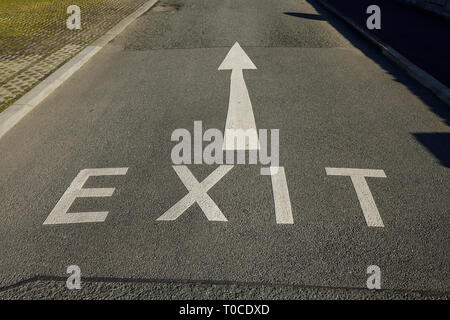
(0, 0, 448, 299)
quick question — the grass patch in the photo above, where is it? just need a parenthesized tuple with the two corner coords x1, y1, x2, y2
(0, 0, 111, 55)
(0, 1, 64, 51)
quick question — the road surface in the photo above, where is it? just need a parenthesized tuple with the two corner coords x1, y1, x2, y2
(0, 0, 448, 299)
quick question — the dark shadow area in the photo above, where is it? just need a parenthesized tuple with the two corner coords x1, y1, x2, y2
(310, 0, 450, 88)
(306, 0, 450, 128)
(284, 12, 326, 20)
(413, 133, 450, 168)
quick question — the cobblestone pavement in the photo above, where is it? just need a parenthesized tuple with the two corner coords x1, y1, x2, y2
(0, 0, 152, 112)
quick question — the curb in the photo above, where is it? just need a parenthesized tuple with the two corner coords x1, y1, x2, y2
(0, 0, 158, 140)
(314, 0, 450, 107)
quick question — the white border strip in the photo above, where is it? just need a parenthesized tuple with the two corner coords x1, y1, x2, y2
(0, 0, 158, 139)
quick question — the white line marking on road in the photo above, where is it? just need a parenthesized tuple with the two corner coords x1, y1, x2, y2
(325, 167, 386, 227)
(43, 168, 128, 225)
(157, 165, 233, 221)
(271, 167, 293, 224)
(219, 42, 259, 151)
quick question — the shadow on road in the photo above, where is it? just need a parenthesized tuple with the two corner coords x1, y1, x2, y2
(413, 133, 450, 168)
(283, 12, 326, 21)
(305, 0, 450, 128)
(303, 0, 450, 168)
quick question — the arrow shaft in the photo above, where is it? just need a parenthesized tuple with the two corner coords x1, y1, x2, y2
(223, 69, 259, 150)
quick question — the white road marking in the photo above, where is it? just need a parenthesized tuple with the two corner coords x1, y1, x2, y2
(325, 167, 386, 227)
(157, 165, 233, 221)
(43, 168, 128, 225)
(271, 167, 293, 224)
(219, 42, 259, 150)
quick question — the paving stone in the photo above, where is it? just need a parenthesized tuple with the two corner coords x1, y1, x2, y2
(0, 0, 150, 112)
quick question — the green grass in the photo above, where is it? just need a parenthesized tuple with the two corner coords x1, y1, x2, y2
(0, 1, 62, 48)
(0, 0, 142, 112)
(0, 0, 111, 54)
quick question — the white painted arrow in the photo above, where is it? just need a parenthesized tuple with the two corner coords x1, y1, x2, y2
(219, 42, 259, 150)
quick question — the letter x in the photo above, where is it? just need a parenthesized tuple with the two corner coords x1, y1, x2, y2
(157, 165, 234, 221)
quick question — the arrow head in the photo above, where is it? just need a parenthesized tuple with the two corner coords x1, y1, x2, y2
(218, 42, 257, 70)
